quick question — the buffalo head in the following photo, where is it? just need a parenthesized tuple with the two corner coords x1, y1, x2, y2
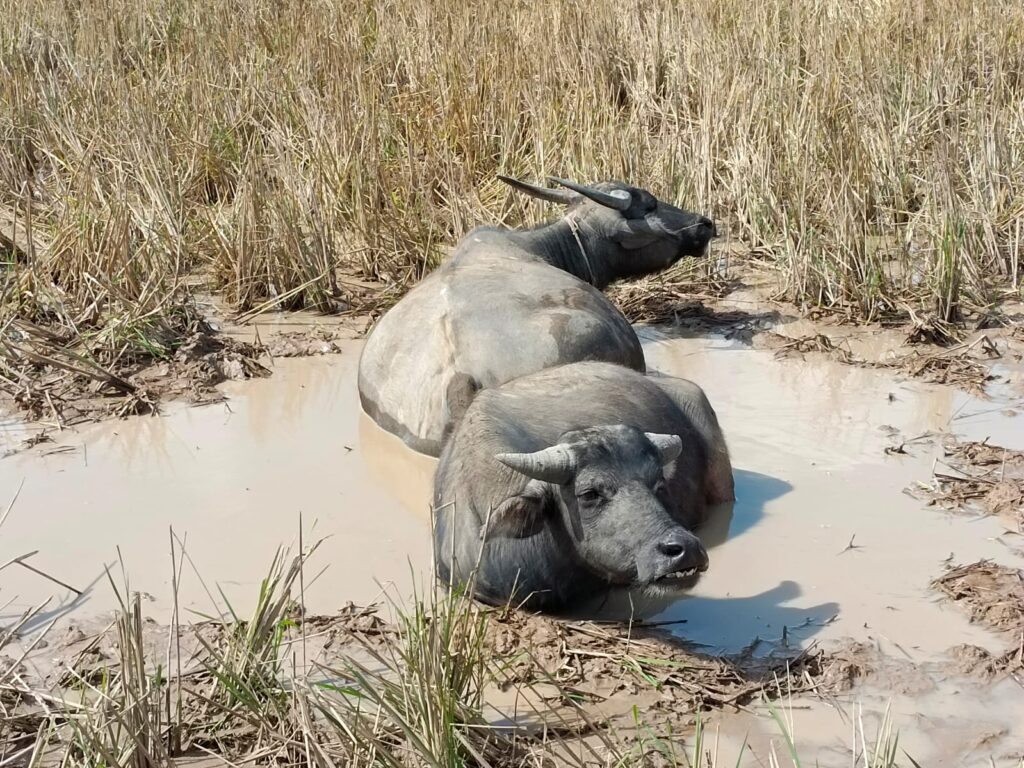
(486, 424, 709, 592)
(498, 174, 717, 280)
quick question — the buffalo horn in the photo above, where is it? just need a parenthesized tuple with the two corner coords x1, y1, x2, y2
(548, 177, 632, 211)
(496, 444, 577, 484)
(497, 175, 575, 205)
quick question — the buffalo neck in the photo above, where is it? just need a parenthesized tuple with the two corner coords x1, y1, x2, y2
(471, 511, 608, 612)
(504, 220, 617, 289)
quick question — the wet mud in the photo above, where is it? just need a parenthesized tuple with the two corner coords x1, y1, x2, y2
(0, 300, 369, 456)
(3, 309, 1024, 765)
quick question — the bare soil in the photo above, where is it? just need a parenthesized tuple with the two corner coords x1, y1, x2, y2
(4, 593, 1013, 766)
(1, 309, 365, 457)
(933, 560, 1024, 634)
(483, 610, 849, 716)
(933, 560, 1024, 683)
(908, 439, 1024, 529)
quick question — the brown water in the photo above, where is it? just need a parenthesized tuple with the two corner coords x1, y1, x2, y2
(634, 329, 1021, 653)
(0, 340, 434, 628)
(2, 327, 1023, 765)
(635, 329, 1024, 766)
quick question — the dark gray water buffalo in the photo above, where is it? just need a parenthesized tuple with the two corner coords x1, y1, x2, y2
(432, 361, 734, 612)
(357, 175, 717, 455)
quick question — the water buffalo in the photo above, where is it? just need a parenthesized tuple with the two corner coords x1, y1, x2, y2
(432, 361, 734, 612)
(357, 176, 717, 456)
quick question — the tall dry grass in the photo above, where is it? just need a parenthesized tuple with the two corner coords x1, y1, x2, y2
(1, 0, 1022, 338)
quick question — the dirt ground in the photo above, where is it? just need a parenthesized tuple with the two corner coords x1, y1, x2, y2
(908, 439, 1024, 530)
(0, 307, 368, 456)
(934, 560, 1024, 682)
(0, 597, 906, 763)
(3, 584, 1018, 765)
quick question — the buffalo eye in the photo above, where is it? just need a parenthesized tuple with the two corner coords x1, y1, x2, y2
(576, 488, 601, 505)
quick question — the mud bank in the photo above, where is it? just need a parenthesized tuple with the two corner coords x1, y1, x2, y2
(2, 323, 1024, 765)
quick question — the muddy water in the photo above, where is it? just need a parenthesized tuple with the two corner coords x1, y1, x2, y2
(634, 328, 1019, 654)
(0, 340, 434, 628)
(632, 329, 1024, 766)
(2, 327, 1024, 764)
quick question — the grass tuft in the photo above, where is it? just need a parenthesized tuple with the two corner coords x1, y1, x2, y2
(1, 535, 929, 767)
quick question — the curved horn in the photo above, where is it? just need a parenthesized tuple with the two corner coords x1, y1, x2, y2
(496, 444, 577, 484)
(497, 175, 575, 205)
(548, 177, 632, 212)
(644, 432, 682, 465)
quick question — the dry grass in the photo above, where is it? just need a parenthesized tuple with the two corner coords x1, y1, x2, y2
(908, 437, 1024, 527)
(2, 0, 1023, 345)
(0, 537, 917, 767)
(932, 559, 1024, 683)
(932, 559, 1024, 633)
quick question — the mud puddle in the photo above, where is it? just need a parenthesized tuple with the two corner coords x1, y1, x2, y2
(0, 340, 433, 630)
(633, 327, 1021, 652)
(629, 327, 1024, 765)
(3, 324, 1024, 765)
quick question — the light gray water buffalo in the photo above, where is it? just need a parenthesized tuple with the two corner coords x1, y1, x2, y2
(432, 361, 734, 612)
(357, 175, 717, 455)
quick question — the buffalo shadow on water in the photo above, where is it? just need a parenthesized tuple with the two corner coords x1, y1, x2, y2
(699, 467, 788, 547)
(666, 468, 840, 656)
(561, 468, 841, 657)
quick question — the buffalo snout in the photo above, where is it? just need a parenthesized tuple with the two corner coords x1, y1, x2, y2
(666, 212, 717, 260)
(648, 529, 709, 585)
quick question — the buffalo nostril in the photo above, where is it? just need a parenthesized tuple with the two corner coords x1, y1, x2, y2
(658, 542, 684, 558)
(699, 217, 717, 237)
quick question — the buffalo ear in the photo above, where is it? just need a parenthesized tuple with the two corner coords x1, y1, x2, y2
(481, 480, 548, 540)
(607, 218, 658, 251)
